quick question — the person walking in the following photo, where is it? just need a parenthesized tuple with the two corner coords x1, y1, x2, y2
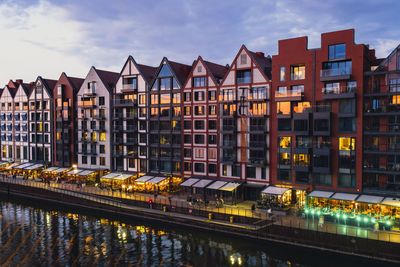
(318, 215, 324, 228)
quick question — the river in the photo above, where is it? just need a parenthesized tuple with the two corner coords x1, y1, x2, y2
(0, 194, 394, 267)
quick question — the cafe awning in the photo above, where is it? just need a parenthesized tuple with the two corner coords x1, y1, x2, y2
(53, 168, 69, 173)
(42, 167, 60, 173)
(6, 162, 20, 169)
(14, 163, 34, 169)
(180, 178, 200, 187)
(308, 190, 335, 199)
(77, 170, 96, 176)
(0, 161, 9, 167)
(207, 181, 228, 190)
(147, 176, 168, 184)
(381, 197, 400, 207)
(134, 175, 154, 183)
(261, 186, 290, 195)
(219, 182, 241, 192)
(24, 164, 44, 170)
(101, 172, 133, 181)
(330, 192, 359, 201)
(356, 194, 384, 204)
(66, 169, 84, 175)
(192, 179, 213, 188)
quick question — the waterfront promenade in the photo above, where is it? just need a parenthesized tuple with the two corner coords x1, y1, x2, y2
(1, 176, 400, 245)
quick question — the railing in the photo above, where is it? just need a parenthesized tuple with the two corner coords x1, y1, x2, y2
(114, 99, 137, 105)
(320, 68, 351, 78)
(275, 90, 303, 98)
(121, 83, 137, 90)
(322, 86, 355, 95)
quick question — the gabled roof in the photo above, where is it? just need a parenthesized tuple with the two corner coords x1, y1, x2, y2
(117, 56, 157, 85)
(160, 58, 191, 86)
(20, 83, 33, 96)
(59, 72, 84, 92)
(375, 43, 400, 71)
(94, 67, 119, 92)
(31, 76, 57, 97)
(203, 58, 229, 81)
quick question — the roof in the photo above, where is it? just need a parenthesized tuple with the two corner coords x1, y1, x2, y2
(94, 68, 119, 91)
(137, 64, 157, 84)
(203, 59, 229, 80)
(248, 50, 272, 79)
(167, 59, 192, 86)
(376, 43, 400, 71)
(21, 83, 33, 96)
(43, 78, 57, 94)
(67, 76, 85, 91)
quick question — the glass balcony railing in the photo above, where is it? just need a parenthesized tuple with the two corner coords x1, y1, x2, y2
(322, 85, 355, 95)
(275, 90, 303, 98)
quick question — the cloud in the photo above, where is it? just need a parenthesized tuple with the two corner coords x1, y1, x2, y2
(0, 0, 399, 85)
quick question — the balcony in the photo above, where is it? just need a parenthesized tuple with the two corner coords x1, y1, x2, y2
(114, 99, 137, 107)
(121, 83, 137, 92)
(77, 150, 97, 155)
(247, 157, 267, 166)
(322, 85, 355, 99)
(364, 144, 400, 155)
(320, 68, 351, 82)
(313, 112, 331, 136)
(293, 113, 310, 135)
(364, 104, 400, 116)
(78, 100, 96, 108)
(313, 147, 331, 173)
(275, 90, 303, 102)
(248, 141, 267, 149)
(93, 114, 106, 120)
(363, 165, 400, 175)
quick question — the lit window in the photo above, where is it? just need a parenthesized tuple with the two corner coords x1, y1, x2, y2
(280, 66, 285, 82)
(100, 132, 106, 141)
(290, 65, 305, 80)
(339, 137, 355, 151)
(279, 136, 291, 148)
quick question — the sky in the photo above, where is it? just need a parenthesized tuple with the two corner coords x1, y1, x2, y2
(0, 0, 399, 84)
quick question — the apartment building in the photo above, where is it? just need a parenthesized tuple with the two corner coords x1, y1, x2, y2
(53, 73, 84, 167)
(182, 56, 228, 179)
(0, 81, 18, 161)
(112, 56, 156, 173)
(148, 58, 191, 176)
(28, 77, 57, 164)
(270, 29, 374, 194)
(363, 45, 400, 193)
(77, 67, 119, 170)
(218, 45, 271, 191)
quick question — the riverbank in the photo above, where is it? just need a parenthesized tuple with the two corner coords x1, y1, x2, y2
(1, 180, 399, 265)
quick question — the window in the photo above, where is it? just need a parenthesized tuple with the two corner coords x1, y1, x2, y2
(338, 174, 356, 188)
(194, 106, 205, 115)
(314, 174, 332, 186)
(208, 135, 217, 145)
(240, 54, 247, 64)
(99, 97, 105, 106)
(183, 120, 191, 130)
(193, 77, 206, 87)
(291, 85, 304, 95)
(82, 156, 87, 164)
(184, 148, 191, 158)
(294, 154, 309, 167)
(184, 162, 191, 172)
(194, 120, 205, 130)
(222, 89, 235, 101)
(194, 135, 205, 144)
(293, 102, 310, 113)
(208, 148, 217, 159)
(172, 93, 180, 104)
(236, 69, 251, 84)
(150, 95, 158, 105)
(100, 132, 106, 141)
(322, 60, 352, 76)
(294, 119, 308, 132)
(194, 148, 205, 159)
(208, 164, 217, 174)
(277, 102, 290, 115)
(91, 156, 96, 165)
(247, 167, 256, 178)
(139, 94, 146, 104)
(249, 87, 267, 100)
(314, 119, 329, 132)
(290, 65, 305, 80)
(249, 102, 267, 116)
(208, 91, 216, 101)
(338, 99, 355, 114)
(328, 43, 346, 60)
(209, 120, 217, 130)
(99, 157, 105, 166)
(184, 92, 191, 102)
(123, 77, 137, 89)
(338, 118, 356, 132)
(398, 55, 400, 70)
(278, 170, 291, 181)
(208, 105, 216, 115)
(232, 165, 240, 177)
(160, 94, 171, 104)
(323, 82, 340, 94)
(194, 91, 204, 101)
(296, 172, 309, 183)
(339, 137, 356, 175)
(160, 77, 171, 90)
(100, 145, 105, 154)
(184, 106, 191, 116)
(184, 134, 191, 144)
(278, 119, 291, 131)
(280, 66, 285, 82)
(313, 154, 329, 169)
(194, 163, 205, 173)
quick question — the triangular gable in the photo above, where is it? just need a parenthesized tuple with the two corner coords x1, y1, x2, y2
(150, 57, 183, 89)
(15, 83, 30, 99)
(30, 76, 54, 98)
(220, 45, 270, 87)
(0, 85, 14, 99)
(376, 43, 400, 71)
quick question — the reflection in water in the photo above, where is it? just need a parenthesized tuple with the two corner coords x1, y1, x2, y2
(0, 199, 297, 266)
(0, 196, 392, 267)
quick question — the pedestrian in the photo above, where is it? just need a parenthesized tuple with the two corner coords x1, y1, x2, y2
(149, 199, 153, 209)
(251, 204, 256, 212)
(374, 222, 379, 232)
(318, 215, 324, 228)
(267, 208, 272, 218)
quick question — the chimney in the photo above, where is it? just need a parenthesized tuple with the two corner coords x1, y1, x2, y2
(16, 79, 23, 84)
(256, 52, 265, 57)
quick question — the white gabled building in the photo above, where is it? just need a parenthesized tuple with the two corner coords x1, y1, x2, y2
(77, 67, 119, 171)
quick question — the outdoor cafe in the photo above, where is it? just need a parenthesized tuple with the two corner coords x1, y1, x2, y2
(100, 172, 136, 190)
(259, 186, 306, 210)
(305, 190, 400, 229)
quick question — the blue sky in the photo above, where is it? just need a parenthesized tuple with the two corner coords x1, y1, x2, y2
(0, 0, 399, 84)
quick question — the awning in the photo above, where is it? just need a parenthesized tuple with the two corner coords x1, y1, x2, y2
(78, 170, 96, 176)
(356, 195, 384, 204)
(53, 168, 69, 173)
(66, 169, 84, 175)
(262, 186, 290, 195)
(134, 175, 154, 183)
(24, 164, 44, 170)
(147, 176, 168, 184)
(42, 167, 60, 173)
(219, 182, 241, 192)
(14, 163, 34, 169)
(101, 172, 134, 181)
(0, 161, 9, 167)
(308, 190, 335, 199)
(180, 178, 200, 187)
(330, 192, 359, 201)
(207, 181, 228, 190)
(381, 197, 400, 207)
(192, 179, 213, 188)
(6, 162, 20, 169)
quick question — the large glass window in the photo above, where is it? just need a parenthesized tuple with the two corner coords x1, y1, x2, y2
(290, 65, 305, 80)
(293, 102, 310, 113)
(236, 69, 251, 84)
(160, 94, 171, 104)
(249, 102, 267, 116)
(328, 43, 346, 60)
(314, 174, 332, 185)
(249, 87, 267, 100)
(339, 137, 356, 175)
(277, 102, 290, 115)
(222, 89, 235, 101)
(322, 60, 352, 76)
(338, 99, 355, 114)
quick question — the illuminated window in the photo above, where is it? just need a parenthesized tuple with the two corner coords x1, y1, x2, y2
(339, 137, 355, 151)
(208, 105, 216, 115)
(194, 148, 205, 159)
(99, 157, 105, 166)
(172, 93, 181, 104)
(208, 91, 216, 101)
(194, 106, 205, 115)
(139, 94, 146, 104)
(100, 132, 106, 142)
(290, 65, 305, 80)
(160, 94, 171, 104)
(150, 95, 158, 105)
(249, 102, 267, 116)
(277, 102, 291, 115)
(294, 154, 309, 167)
(208, 149, 217, 159)
(293, 102, 310, 113)
(184, 106, 191, 116)
(280, 66, 285, 82)
(279, 136, 291, 149)
(91, 132, 97, 142)
(56, 132, 60, 140)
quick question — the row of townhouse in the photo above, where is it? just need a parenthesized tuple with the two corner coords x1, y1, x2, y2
(1, 28, 400, 199)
